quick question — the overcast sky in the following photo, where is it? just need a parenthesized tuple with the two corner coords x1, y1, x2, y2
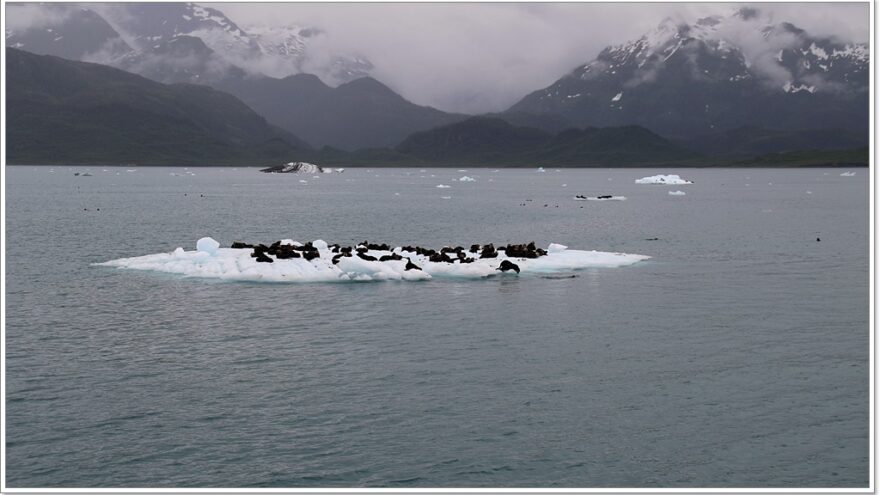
(205, 2, 869, 113)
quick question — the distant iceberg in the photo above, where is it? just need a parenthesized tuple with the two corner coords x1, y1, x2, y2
(96, 238, 651, 283)
(840, 171, 856, 177)
(635, 174, 693, 185)
(668, 190, 686, 196)
(459, 176, 476, 182)
(261, 162, 324, 174)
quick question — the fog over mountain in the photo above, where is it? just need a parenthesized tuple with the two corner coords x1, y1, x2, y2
(6, 2, 867, 114)
(209, 2, 868, 113)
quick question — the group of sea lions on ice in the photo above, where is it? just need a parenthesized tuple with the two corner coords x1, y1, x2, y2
(228, 240, 553, 274)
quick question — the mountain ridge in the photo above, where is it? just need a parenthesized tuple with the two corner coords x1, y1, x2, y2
(505, 9, 869, 138)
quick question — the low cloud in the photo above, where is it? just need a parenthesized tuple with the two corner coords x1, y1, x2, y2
(6, 3, 73, 32)
(8, 2, 869, 113)
(210, 2, 867, 113)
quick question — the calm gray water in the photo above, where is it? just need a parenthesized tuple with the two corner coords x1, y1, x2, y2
(5, 166, 869, 488)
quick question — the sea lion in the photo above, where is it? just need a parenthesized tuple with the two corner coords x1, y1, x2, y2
(497, 260, 520, 273)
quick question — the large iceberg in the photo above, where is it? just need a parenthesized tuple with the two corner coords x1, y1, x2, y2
(96, 238, 651, 283)
(260, 162, 324, 174)
(635, 174, 693, 185)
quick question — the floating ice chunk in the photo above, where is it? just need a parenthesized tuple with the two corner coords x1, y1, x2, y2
(548, 243, 568, 253)
(635, 174, 693, 185)
(96, 239, 650, 283)
(537, 167, 546, 172)
(299, 180, 308, 184)
(196, 237, 220, 254)
(459, 176, 476, 182)
(436, 184, 451, 188)
(573, 195, 626, 201)
(441, 196, 452, 199)
(262, 162, 323, 174)
(612, 92, 623, 102)
(668, 190, 686, 196)
(840, 171, 856, 176)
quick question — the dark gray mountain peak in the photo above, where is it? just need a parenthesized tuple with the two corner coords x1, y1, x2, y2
(506, 11, 868, 138)
(5, 4, 132, 62)
(733, 6, 761, 21)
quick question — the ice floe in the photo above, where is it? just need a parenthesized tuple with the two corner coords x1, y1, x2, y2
(458, 176, 476, 182)
(840, 171, 856, 177)
(574, 195, 626, 201)
(635, 174, 694, 185)
(96, 238, 651, 283)
(668, 190, 686, 196)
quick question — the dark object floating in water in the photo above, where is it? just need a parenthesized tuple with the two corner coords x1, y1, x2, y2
(817, 237, 821, 242)
(540, 274, 578, 279)
(645, 237, 659, 241)
(575, 194, 624, 201)
(498, 260, 521, 273)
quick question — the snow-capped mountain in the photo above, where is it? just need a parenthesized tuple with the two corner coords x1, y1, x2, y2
(5, 4, 132, 62)
(89, 2, 372, 84)
(6, 3, 374, 85)
(507, 8, 869, 137)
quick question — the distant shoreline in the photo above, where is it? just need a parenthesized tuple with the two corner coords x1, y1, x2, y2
(6, 163, 870, 168)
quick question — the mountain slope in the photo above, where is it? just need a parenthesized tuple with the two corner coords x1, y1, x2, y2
(506, 9, 869, 138)
(681, 126, 868, 157)
(217, 74, 468, 150)
(395, 117, 698, 166)
(91, 2, 373, 84)
(5, 4, 133, 62)
(6, 48, 311, 165)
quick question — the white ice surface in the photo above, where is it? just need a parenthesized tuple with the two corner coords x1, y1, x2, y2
(635, 174, 694, 185)
(196, 237, 220, 254)
(668, 190, 686, 196)
(96, 238, 650, 283)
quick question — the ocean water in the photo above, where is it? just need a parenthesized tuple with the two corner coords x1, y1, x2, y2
(4, 166, 869, 488)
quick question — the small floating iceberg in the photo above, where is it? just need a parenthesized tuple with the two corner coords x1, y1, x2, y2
(840, 171, 856, 177)
(436, 184, 452, 188)
(668, 190, 686, 196)
(458, 176, 476, 182)
(95, 238, 651, 283)
(635, 174, 693, 185)
(574, 195, 626, 201)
